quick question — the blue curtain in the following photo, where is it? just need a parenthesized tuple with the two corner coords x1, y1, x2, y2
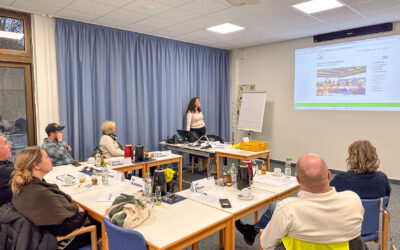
(55, 19, 230, 161)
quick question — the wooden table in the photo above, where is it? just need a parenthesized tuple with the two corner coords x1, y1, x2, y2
(178, 171, 300, 249)
(72, 182, 233, 250)
(215, 149, 270, 179)
(111, 162, 146, 178)
(146, 154, 183, 191)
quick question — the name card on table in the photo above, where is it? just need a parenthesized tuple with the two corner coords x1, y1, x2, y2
(105, 157, 125, 168)
(108, 170, 125, 182)
(190, 177, 215, 193)
(130, 176, 145, 188)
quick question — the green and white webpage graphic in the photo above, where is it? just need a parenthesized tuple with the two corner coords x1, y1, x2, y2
(294, 35, 400, 111)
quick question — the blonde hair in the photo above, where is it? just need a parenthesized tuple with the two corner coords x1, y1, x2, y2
(347, 140, 379, 174)
(11, 146, 42, 194)
(101, 120, 116, 134)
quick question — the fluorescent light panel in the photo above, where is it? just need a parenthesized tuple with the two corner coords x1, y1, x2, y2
(207, 23, 244, 34)
(293, 0, 344, 14)
(0, 31, 24, 40)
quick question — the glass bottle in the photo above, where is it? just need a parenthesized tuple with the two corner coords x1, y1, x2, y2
(261, 162, 267, 175)
(230, 163, 237, 186)
(155, 186, 162, 206)
(95, 150, 100, 167)
(144, 172, 152, 199)
(101, 163, 109, 185)
(285, 158, 292, 177)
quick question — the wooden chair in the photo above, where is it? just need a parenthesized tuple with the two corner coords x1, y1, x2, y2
(56, 225, 98, 250)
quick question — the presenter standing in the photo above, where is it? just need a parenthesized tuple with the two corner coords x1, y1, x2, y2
(186, 97, 206, 138)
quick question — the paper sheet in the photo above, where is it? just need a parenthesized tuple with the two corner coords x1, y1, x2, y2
(96, 191, 125, 202)
(254, 177, 296, 187)
(188, 192, 224, 206)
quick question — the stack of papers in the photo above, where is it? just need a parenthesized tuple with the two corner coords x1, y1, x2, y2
(254, 177, 296, 187)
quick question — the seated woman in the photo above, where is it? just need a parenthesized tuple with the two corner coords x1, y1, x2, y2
(330, 139, 391, 199)
(99, 120, 124, 158)
(11, 146, 94, 250)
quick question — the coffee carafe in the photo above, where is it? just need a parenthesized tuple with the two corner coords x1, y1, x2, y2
(152, 169, 167, 196)
(135, 144, 144, 162)
(237, 164, 251, 190)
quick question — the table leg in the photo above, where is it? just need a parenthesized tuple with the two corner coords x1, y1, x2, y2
(266, 152, 270, 172)
(227, 219, 234, 250)
(192, 242, 199, 250)
(254, 211, 258, 224)
(142, 166, 146, 178)
(219, 230, 224, 249)
(216, 153, 220, 179)
(179, 158, 182, 191)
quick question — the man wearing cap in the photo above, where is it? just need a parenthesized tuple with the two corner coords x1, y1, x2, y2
(0, 133, 13, 206)
(41, 123, 74, 166)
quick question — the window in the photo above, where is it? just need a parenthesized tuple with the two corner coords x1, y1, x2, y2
(0, 9, 34, 158)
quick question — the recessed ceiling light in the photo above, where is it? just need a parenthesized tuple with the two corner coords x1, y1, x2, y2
(207, 23, 244, 34)
(293, 0, 344, 14)
(0, 31, 24, 40)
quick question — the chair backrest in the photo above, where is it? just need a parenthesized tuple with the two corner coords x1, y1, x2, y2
(361, 196, 389, 239)
(280, 236, 350, 250)
(103, 217, 147, 250)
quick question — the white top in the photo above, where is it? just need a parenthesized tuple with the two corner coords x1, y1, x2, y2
(99, 135, 124, 158)
(260, 188, 364, 249)
(186, 111, 205, 130)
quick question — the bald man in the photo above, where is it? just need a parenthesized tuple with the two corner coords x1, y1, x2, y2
(260, 153, 364, 249)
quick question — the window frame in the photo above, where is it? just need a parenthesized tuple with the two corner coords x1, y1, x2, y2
(0, 9, 32, 63)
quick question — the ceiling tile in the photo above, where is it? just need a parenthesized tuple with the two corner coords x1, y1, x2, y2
(311, 6, 362, 22)
(66, 0, 116, 16)
(24, 0, 74, 8)
(12, 0, 62, 14)
(154, 0, 194, 7)
(157, 7, 200, 22)
(349, 0, 400, 14)
(133, 16, 176, 29)
(0, 0, 14, 6)
(206, 7, 254, 22)
(179, 0, 228, 15)
(123, 0, 173, 15)
(91, 0, 133, 7)
(56, 8, 99, 22)
(93, 16, 133, 28)
(366, 5, 400, 23)
(164, 23, 199, 34)
(104, 9, 149, 24)
(184, 16, 224, 30)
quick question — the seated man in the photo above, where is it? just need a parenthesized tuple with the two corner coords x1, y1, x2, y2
(0, 133, 13, 206)
(260, 153, 364, 249)
(41, 123, 74, 166)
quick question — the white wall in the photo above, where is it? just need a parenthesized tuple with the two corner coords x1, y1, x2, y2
(231, 22, 400, 180)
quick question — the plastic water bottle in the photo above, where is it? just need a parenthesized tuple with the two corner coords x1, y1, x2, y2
(230, 163, 237, 186)
(95, 150, 101, 167)
(101, 164, 109, 185)
(285, 158, 292, 177)
(144, 172, 152, 198)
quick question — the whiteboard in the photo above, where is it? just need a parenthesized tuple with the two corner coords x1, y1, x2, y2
(238, 91, 267, 132)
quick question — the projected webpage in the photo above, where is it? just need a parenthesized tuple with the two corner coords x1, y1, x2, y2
(294, 35, 400, 111)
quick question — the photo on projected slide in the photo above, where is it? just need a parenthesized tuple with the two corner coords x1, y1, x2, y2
(315, 66, 366, 97)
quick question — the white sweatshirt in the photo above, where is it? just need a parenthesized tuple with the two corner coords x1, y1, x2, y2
(186, 111, 205, 131)
(260, 188, 364, 249)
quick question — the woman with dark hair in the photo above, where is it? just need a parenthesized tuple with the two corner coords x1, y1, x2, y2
(330, 140, 391, 199)
(11, 146, 96, 249)
(186, 97, 206, 138)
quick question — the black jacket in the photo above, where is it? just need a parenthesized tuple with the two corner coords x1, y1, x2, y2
(0, 160, 13, 206)
(0, 203, 57, 250)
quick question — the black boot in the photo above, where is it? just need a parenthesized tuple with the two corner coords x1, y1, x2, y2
(235, 220, 257, 246)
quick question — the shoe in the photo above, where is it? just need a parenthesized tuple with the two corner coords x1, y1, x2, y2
(235, 220, 257, 246)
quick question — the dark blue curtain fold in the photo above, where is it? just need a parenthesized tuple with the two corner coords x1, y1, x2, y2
(55, 19, 230, 161)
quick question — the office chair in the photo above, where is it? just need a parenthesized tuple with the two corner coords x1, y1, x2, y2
(103, 217, 147, 250)
(361, 196, 390, 250)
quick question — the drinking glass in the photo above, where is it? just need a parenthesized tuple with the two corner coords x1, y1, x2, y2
(155, 186, 162, 206)
(78, 174, 86, 183)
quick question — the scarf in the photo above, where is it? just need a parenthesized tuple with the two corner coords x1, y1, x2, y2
(103, 133, 123, 150)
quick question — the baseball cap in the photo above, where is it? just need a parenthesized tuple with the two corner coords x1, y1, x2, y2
(45, 123, 65, 135)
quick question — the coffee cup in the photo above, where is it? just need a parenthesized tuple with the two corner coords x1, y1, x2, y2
(242, 187, 252, 198)
(64, 176, 73, 185)
(274, 168, 282, 174)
